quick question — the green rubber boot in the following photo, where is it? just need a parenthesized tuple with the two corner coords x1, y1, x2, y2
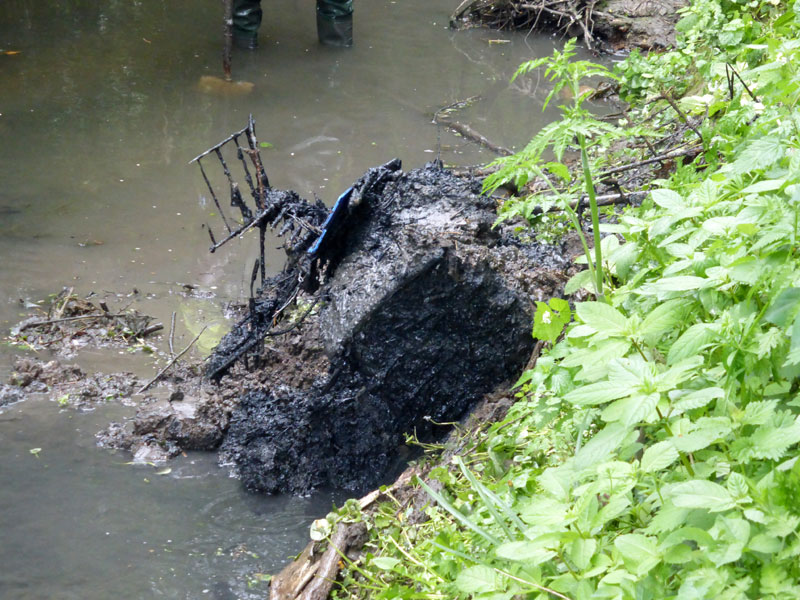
(232, 0, 262, 49)
(316, 0, 353, 47)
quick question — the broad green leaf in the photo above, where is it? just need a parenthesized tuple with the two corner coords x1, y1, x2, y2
(594, 494, 631, 529)
(640, 441, 680, 473)
(614, 534, 661, 576)
(730, 137, 786, 175)
(672, 387, 724, 413)
(518, 496, 569, 525)
(650, 188, 685, 211)
(664, 543, 693, 564)
(573, 423, 632, 471)
(764, 287, 800, 328)
(667, 323, 716, 365)
(372, 557, 401, 570)
(608, 241, 639, 280)
(495, 540, 557, 564)
(640, 276, 712, 295)
(564, 380, 631, 406)
(639, 299, 685, 341)
(726, 256, 762, 284)
(576, 302, 628, 336)
(703, 216, 742, 236)
(601, 393, 659, 427)
(670, 417, 732, 453)
(455, 565, 497, 594)
(741, 178, 786, 194)
(749, 533, 782, 554)
(749, 416, 800, 460)
(661, 526, 715, 549)
(561, 338, 632, 372)
(667, 480, 736, 512)
(740, 400, 778, 426)
(533, 298, 571, 344)
(564, 269, 592, 295)
(569, 537, 597, 571)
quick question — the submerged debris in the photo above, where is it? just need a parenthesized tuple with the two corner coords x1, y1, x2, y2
(192, 119, 575, 494)
(8, 288, 161, 358)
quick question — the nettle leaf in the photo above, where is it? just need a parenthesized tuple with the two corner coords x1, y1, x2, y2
(671, 387, 724, 413)
(670, 417, 732, 453)
(638, 299, 685, 343)
(495, 540, 557, 564)
(749, 414, 800, 460)
(573, 423, 633, 471)
(667, 480, 736, 512)
(726, 472, 750, 500)
(576, 302, 629, 336)
(667, 323, 717, 365)
(639, 276, 714, 295)
(640, 440, 680, 473)
(608, 241, 640, 281)
(740, 400, 778, 426)
(563, 380, 631, 406)
(651, 188, 686, 211)
(730, 137, 786, 175)
(614, 534, 662, 577)
(455, 565, 499, 594)
(749, 533, 782, 554)
(564, 269, 593, 295)
(601, 393, 659, 427)
(741, 178, 787, 194)
(764, 287, 800, 328)
(568, 537, 597, 571)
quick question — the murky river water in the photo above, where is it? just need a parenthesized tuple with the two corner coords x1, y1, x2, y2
(1, 0, 573, 597)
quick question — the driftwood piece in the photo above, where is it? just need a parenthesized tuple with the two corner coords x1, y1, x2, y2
(270, 522, 368, 600)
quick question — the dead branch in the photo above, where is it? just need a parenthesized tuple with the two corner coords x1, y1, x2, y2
(136, 326, 207, 395)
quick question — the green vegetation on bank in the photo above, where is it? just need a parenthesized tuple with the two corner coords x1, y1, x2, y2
(323, 1, 800, 598)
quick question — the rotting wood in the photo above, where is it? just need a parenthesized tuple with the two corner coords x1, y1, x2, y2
(438, 119, 513, 156)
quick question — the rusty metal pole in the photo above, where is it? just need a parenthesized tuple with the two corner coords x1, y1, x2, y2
(222, 0, 233, 81)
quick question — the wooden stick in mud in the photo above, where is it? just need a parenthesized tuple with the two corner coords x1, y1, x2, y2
(223, 0, 233, 81)
(136, 326, 207, 395)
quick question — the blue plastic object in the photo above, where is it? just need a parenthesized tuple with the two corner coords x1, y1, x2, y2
(307, 186, 354, 258)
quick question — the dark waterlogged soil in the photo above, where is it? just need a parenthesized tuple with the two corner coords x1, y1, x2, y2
(4, 163, 578, 495)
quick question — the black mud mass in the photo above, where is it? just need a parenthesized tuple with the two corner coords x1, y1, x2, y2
(220, 164, 573, 495)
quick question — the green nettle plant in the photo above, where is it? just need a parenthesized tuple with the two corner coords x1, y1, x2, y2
(326, 4, 800, 600)
(483, 39, 628, 299)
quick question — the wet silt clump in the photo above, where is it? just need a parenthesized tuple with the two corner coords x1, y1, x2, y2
(218, 164, 573, 494)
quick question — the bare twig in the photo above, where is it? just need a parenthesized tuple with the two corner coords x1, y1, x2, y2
(596, 146, 701, 178)
(136, 326, 207, 395)
(437, 119, 513, 156)
(662, 92, 706, 151)
(168, 311, 176, 358)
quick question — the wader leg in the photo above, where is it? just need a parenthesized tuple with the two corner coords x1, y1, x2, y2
(316, 0, 353, 47)
(232, 0, 262, 49)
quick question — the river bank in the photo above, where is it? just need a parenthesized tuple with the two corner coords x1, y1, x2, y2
(269, 1, 800, 599)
